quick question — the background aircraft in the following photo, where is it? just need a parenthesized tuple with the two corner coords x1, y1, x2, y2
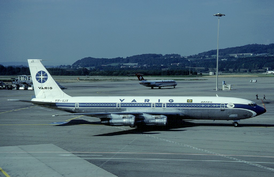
(265, 70, 274, 74)
(16, 59, 266, 128)
(136, 73, 177, 89)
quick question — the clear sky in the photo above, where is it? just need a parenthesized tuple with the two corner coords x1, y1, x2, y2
(1, 0, 274, 65)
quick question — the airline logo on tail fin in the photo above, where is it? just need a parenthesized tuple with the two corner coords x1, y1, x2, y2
(136, 73, 146, 81)
(36, 71, 48, 83)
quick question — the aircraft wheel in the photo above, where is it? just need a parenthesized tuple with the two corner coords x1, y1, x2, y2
(159, 87, 161, 89)
(151, 87, 154, 89)
(233, 122, 239, 127)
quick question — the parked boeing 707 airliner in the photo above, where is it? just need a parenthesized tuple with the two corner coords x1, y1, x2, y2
(17, 59, 266, 127)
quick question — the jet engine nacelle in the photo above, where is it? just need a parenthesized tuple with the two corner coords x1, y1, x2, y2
(142, 113, 167, 126)
(106, 114, 135, 127)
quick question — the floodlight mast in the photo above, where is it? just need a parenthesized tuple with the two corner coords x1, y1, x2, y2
(214, 13, 225, 91)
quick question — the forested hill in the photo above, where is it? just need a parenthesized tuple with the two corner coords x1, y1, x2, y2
(197, 43, 274, 56)
(72, 54, 182, 68)
(72, 44, 274, 68)
(1, 43, 274, 76)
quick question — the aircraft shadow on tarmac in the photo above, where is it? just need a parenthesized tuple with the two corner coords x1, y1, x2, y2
(55, 119, 274, 136)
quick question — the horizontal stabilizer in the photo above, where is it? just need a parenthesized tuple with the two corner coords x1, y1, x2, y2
(8, 99, 32, 103)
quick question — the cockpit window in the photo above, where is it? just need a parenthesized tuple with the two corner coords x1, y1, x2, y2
(248, 103, 257, 107)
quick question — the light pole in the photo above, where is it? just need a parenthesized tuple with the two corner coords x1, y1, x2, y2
(214, 13, 225, 91)
(188, 59, 191, 75)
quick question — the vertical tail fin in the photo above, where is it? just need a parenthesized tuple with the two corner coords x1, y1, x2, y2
(135, 73, 145, 81)
(28, 59, 70, 99)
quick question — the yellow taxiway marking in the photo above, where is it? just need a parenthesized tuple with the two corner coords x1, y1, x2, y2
(65, 115, 84, 122)
(0, 105, 36, 115)
(0, 167, 10, 177)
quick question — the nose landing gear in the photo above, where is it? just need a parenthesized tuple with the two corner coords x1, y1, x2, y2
(233, 120, 239, 127)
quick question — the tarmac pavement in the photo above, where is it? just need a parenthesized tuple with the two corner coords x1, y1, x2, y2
(0, 76, 274, 177)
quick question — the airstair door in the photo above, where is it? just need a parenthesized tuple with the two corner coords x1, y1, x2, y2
(74, 103, 79, 112)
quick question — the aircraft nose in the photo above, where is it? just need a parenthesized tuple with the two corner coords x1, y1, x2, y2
(256, 105, 266, 116)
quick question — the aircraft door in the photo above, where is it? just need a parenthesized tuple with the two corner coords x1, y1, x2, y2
(116, 103, 121, 110)
(74, 103, 79, 112)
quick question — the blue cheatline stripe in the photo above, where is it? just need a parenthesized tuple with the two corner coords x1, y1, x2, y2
(54, 102, 238, 109)
(234, 104, 258, 112)
(56, 103, 75, 107)
(121, 103, 151, 107)
(155, 103, 162, 107)
(166, 103, 223, 108)
(79, 103, 116, 107)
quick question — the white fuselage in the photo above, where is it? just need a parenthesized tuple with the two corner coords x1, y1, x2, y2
(32, 96, 265, 121)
